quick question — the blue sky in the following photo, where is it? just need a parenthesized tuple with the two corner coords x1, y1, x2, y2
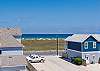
(0, 0, 99, 33)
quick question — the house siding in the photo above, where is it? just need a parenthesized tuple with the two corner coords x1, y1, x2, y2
(84, 36, 97, 41)
(82, 36, 100, 52)
(97, 42, 100, 51)
(82, 52, 100, 63)
(67, 41, 81, 51)
(2, 50, 23, 55)
(67, 49, 82, 58)
(0, 66, 26, 71)
(0, 47, 22, 51)
(81, 36, 100, 63)
(0, 47, 23, 55)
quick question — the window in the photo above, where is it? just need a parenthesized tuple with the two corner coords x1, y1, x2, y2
(84, 42, 88, 49)
(93, 42, 96, 48)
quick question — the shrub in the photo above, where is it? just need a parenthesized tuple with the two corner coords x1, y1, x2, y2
(72, 57, 82, 65)
(61, 52, 68, 58)
(82, 59, 87, 66)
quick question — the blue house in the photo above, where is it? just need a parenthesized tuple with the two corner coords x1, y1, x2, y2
(65, 34, 100, 64)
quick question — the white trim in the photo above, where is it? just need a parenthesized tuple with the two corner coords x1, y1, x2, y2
(84, 42, 88, 49)
(93, 42, 96, 48)
(67, 49, 82, 53)
(1, 50, 23, 55)
(82, 51, 100, 53)
(67, 49, 100, 54)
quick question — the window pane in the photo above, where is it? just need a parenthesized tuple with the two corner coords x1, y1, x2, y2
(93, 42, 96, 48)
(84, 42, 88, 49)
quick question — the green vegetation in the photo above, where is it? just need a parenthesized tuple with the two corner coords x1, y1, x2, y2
(82, 59, 87, 66)
(72, 57, 82, 65)
(22, 39, 64, 51)
(61, 52, 68, 58)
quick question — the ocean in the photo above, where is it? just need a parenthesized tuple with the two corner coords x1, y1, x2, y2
(22, 34, 73, 40)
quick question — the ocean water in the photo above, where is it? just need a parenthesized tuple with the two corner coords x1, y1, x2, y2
(22, 34, 73, 40)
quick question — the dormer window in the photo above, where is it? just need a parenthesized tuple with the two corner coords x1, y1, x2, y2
(93, 42, 96, 48)
(84, 42, 88, 49)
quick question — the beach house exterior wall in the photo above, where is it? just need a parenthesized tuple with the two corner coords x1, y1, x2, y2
(65, 34, 100, 63)
(65, 41, 82, 58)
(0, 47, 23, 55)
(81, 36, 100, 63)
(0, 66, 26, 71)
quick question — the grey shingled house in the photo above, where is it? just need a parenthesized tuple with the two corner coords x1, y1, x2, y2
(0, 28, 26, 71)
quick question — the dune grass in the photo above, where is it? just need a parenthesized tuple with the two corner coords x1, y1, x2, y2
(22, 39, 65, 51)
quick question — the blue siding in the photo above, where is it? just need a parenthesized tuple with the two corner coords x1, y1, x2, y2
(0, 47, 22, 51)
(82, 42, 98, 52)
(67, 41, 81, 51)
(66, 36, 100, 52)
(84, 36, 97, 42)
(82, 36, 100, 52)
(97, 42, 100, 51)
(66, 35, 100, 63)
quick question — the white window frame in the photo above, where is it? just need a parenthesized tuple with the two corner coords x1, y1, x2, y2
(93, 42, 96, 48)
(84, 42, 88, 49)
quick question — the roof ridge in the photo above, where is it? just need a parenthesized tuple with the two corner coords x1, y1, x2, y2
(65, 34, 100, 42)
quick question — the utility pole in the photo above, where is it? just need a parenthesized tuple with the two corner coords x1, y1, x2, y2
(57, 37, 59, 56)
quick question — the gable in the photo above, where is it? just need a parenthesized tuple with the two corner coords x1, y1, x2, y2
(0, 33, 23, 47)
(65, 34, 89, 42)
(65, 34, 100, 43)
(84, 36, 97, 42)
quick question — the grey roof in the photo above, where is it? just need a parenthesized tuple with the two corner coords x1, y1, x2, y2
(0, 55, 26, 67)
(0, 28, 22, 36)
(0, 28, 23, 47)
(0, 33, 23, 47)
(65, 34, 100, 42)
